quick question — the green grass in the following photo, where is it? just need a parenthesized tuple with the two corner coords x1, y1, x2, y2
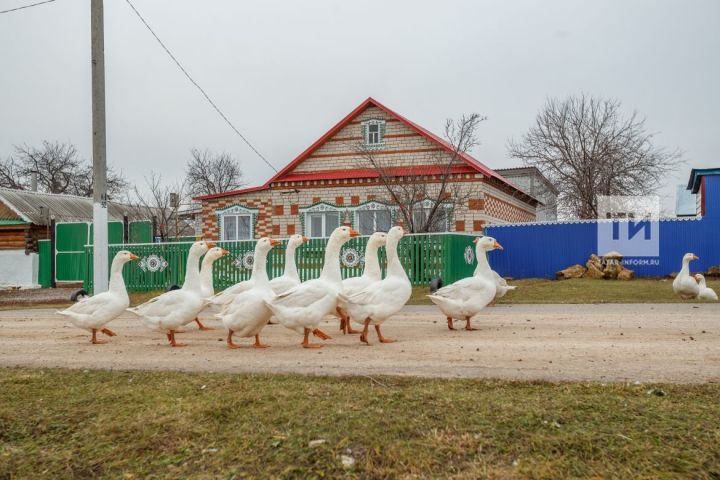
(0, 368, 718, 479)
(408, 277, 720, 305)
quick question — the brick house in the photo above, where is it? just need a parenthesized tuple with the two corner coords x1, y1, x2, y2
(195, 98, 541, 240)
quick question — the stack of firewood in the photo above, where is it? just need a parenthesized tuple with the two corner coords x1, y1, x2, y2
(556, 252, 635, 280)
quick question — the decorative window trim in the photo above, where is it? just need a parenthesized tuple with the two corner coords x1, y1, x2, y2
(299, 202, 342, 214)
(216, 204, 258, 241)
(300, 202, 344, 238)
(361, 119, 386, 149)
(352, 201, 398, 234)
(411, 198, 454, 232)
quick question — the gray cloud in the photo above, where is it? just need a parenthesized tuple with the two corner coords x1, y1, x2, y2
(1, 0, 718, 212)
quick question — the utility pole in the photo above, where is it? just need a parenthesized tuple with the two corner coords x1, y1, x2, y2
(91, 0, 108, 293)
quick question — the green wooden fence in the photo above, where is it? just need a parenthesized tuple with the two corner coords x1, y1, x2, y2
(83, 233, 478, 293)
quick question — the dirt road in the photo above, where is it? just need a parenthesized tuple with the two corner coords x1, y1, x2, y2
(0, 304, 717, 383)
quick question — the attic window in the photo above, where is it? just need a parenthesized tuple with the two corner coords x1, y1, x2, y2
(362, 119, 385, 148)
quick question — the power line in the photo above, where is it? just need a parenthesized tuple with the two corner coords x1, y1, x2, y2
(0, 0, 56, 15)
(124, 0, 277, 173)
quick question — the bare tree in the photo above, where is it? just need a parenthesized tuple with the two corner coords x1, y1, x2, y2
(185, 148, 245, 197)
(126, 172, 188, 241)
(358, 114, 486, 233)
(0, 156, 25, 190)
(0, 140, 128, 198)
(508, 94, 682, 219)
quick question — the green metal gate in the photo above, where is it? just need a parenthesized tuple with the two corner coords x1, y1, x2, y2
(83, 233, 478, 293)
(55, 221, 124, 283)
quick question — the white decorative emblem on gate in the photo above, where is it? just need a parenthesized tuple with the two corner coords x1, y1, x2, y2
(341, 247, 361, 268)
(464, 245, 475, 265)
(139, 254, 169, 273)
(233, 251, 255, 270)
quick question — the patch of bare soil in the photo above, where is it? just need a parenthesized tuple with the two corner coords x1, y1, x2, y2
(0, 304, 717, 383)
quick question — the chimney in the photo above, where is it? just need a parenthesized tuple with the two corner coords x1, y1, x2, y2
(30, 172, 38, 192)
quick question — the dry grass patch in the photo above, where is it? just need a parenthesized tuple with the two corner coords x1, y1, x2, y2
(0, 368, 718, 478)
(408, 277, 720, 305)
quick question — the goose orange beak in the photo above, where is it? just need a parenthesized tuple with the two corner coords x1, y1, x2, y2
(693, 255, 699, 260)
(206, 241, 216, 249)
(220, 249, 230, 256)
(129, 253, 139, 261)
(494, 241, 503, 250)
(349, 229, 360, 237)
(269, 238, 281, 246)
(473, 237, 480, 244)
(302, 236, 310, 243)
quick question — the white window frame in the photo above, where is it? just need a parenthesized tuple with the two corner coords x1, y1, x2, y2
(411, 199, 453, 233)
(353, 201, 396, 235)
(361, 119, 385, 148)
(217, 205, 256, 241)
(300, 203, 342, 238)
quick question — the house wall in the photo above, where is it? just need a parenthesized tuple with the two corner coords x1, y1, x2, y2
(0, 225, 28, 250)
(200, 176, 535, 240)
(198, 104, 537, 239)
(0, 250, 39, 288)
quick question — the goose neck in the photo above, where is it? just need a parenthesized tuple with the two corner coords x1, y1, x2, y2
(283, 243, 300, 281)
(362, 242, 382, 280)
(252, 249, 270, 286)
(680, 258, 691, 276)
(182, 250, 203, 291)
(320, 237, 344, 282)
(200, 256, 215, 291)
(474, 249, 493, 277)
(386, 236, 407, 279)
(108, 258, 129, 298)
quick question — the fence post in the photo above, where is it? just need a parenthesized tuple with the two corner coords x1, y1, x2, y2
(123, 214, 129, 243)
(49, 217, 56, 288)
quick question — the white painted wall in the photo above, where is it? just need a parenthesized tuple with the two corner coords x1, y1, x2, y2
(0, 250, 39, 288)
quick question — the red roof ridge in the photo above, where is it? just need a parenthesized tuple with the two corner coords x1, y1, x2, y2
(193, 97, 536, 202)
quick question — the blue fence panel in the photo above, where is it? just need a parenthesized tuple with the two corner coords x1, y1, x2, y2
(486, 217, 720, 279)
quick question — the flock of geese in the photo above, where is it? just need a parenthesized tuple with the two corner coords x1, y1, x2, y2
(56, 226, 511, 347)
(57, 226, 716, 347)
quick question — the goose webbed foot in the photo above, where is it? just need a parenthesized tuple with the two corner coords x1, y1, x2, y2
(91, 329, 108, 344)
(168, 330, 187, 347)
(195, 318, 214, 331)
(253, 334, 269, 348)
(374, 325, 395, 343)
(464, 317, 478, 331)
(302, 328, 323, 348)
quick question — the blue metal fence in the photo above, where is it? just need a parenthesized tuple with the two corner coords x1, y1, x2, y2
(485, 217, 720, 279)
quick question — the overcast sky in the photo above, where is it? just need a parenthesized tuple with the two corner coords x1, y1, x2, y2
(1, 0, 718, 212)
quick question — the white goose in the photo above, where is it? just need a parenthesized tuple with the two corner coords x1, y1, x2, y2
(265, 226, 359, 348)
(336, 231, 387, 334)
(217, 237, 280, 348)
(193, 246, 230, 330)
(340, 226, 410, 345)
(269, 234, 308, 295)
(57, 250, 138, 344)
(695, 274, 718, 301)
(127, 240, 213, 346)
(428, 236, 502, 331)
(673, 252, 700, 299)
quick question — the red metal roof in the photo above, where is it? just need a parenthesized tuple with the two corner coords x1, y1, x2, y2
(194, 97, 535, 202)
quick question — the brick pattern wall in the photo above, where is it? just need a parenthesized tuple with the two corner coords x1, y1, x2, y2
(483, 193, 536, 223)
(198, 104, 538, 239)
